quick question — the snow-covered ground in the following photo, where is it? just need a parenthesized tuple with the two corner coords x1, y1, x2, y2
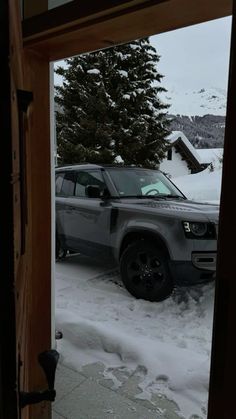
(55, 168, 221, 418)
(173, 168, 222, 204)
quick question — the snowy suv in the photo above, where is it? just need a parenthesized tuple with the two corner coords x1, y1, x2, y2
(55, 164, 218, 302)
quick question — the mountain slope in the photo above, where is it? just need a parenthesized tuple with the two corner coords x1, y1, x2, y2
(161, 86, 227, 117)
(169, 114, 225, 148)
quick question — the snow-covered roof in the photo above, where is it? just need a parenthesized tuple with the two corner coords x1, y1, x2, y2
(197, 148, 223, 164)
(167, 131, 202, 164)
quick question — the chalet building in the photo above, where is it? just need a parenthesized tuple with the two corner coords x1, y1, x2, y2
(160, 131, 203, 177)
(160, 131, 224, 178)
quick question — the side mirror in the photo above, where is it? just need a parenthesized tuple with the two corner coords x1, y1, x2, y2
(85, 185, 101, 198)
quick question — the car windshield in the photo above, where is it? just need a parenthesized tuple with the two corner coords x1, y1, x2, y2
(107, 168, 185, 198)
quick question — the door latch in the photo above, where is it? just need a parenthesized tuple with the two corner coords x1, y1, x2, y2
(20, 349, 59, 408)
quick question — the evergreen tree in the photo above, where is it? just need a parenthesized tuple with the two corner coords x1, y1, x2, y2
(55, 38, 170, 168)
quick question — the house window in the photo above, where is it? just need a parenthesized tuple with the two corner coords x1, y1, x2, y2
(167, 148, 172, 160)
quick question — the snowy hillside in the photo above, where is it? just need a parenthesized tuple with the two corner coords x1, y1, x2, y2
(161, 87, 227, 117)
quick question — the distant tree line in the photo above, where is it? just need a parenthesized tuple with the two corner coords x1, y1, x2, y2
(169, 114, 225, 149)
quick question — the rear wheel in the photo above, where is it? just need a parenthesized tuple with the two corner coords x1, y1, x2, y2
(120, 240, 173, 302)
(56, 233, 67, 260)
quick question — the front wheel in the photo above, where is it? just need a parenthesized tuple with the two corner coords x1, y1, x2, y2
(120, 240, 173, 302)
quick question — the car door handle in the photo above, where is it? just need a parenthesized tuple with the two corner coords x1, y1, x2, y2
(65, 207, 76, 213)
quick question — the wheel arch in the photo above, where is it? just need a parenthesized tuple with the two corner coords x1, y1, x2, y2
(119, 230, 171, 260)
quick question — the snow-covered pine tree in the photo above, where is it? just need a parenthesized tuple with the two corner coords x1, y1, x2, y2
(55, 38, 170, 167)
(55, 54, 115, 164)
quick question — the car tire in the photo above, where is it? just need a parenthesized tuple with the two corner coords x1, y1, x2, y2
(56, 233, 67, 260)
(120, 240, 173, 302)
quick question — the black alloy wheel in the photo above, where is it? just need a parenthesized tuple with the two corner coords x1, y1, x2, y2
(120, 240, 173, 302)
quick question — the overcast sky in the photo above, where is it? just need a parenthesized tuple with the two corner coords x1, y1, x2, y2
(150, 16, 232, 92)
(54, 16, 232, 114)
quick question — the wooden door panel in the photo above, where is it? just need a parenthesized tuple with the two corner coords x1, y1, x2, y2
(10, 2, 30, 419)
(8, 1, 52, 418)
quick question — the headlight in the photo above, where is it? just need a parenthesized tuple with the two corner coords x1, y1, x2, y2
(183, 221, 216, 239)
(183, 221, 207, 236)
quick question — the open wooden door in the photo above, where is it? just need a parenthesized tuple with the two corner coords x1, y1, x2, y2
(0, 1, 53, 418)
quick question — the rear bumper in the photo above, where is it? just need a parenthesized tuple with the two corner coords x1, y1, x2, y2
(169, 255, 216, 286)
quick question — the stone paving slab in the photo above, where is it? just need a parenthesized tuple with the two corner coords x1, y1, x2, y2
(54, 363, 87, 402)
(53, 362, 188, 419)
(52, 410, 67, 419)
(54, 376, 161, 419)
(79, 362, 182, 418)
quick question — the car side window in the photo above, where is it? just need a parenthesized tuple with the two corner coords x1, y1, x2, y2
(55, 173, 64, 196)
(60, 172, 76, 197)
(75, 170, 106, 198)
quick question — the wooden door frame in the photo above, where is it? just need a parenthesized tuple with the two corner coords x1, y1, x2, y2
(207, 5, 236, 418)
(0, 2, 18, 417)
(22, 0, 232, 61)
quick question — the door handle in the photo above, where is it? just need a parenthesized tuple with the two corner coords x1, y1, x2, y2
(20, 349, 59, 408)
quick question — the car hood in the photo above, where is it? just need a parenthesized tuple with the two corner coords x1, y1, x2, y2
(116, 198, 219, 223)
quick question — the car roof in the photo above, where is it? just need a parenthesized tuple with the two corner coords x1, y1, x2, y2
(55, 164, 159, 172)
(55, 163, 102, 171)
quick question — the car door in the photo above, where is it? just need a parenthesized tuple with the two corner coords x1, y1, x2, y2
(55, 170, 76, 245)
(62, 169, 112, 258)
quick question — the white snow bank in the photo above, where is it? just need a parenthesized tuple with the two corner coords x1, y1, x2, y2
(173, 168, 222, 204)
(57, 309, 211, 418)
(56, 256, 215, 418)
(197, 148, 223, 165)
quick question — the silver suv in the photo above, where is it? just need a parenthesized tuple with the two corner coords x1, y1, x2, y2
(55, 164, 218, 302)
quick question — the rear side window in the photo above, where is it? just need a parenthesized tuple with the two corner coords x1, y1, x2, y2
(55, 173, 64, 195)
(59, 171, 76, 197)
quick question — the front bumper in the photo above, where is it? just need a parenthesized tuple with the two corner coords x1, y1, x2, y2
(169, 253, 216, 286)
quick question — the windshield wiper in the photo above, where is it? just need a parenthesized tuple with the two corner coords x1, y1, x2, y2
(141, 194, 186, 200)
(118, 195, 151, 199)
(117, 194, 186, 200)
(160, 194, 186, 200)
(118, 195, 170, 200)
